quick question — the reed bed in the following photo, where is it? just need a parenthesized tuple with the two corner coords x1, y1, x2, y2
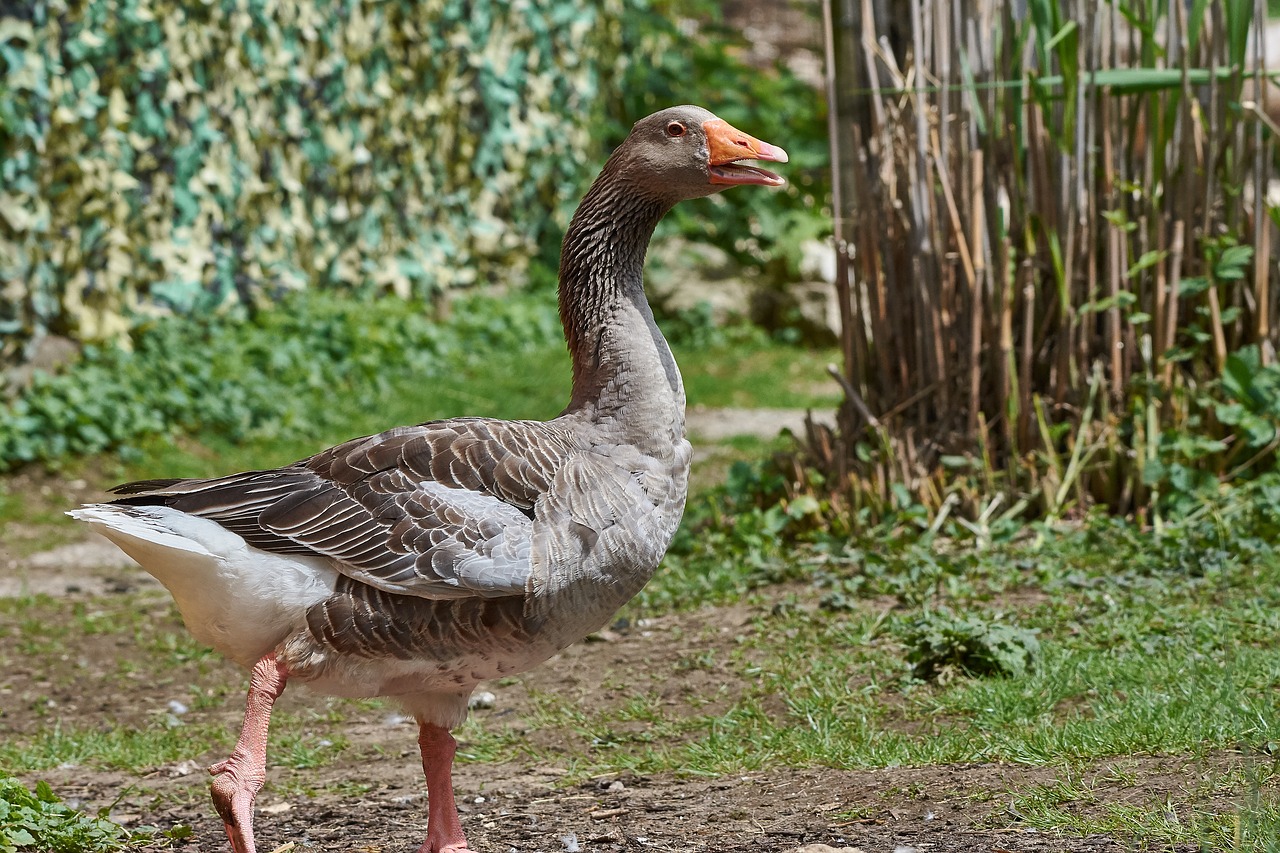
(814, 0, 1278, 521)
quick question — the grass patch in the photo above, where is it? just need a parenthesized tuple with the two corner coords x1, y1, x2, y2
(465, 505, 1280, 847)
(0, 725, 231, 776)
(119, 335, 837, 484)
(681, 339, 839, 411)
(3, 496, 1279, 847)
(1001, 762, 1280, 850)
(0, 292, 556, 472)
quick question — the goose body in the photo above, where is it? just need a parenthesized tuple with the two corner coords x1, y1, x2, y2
(71, 105, 786, 853)
(77, 414, 689, 725)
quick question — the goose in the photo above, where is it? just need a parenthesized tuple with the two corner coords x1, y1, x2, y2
(70, 105, 787, 853)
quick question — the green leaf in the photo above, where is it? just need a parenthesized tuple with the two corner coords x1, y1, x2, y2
(1179, 276, 1210, 297)
(1222, 346, 1261, 401)
(1214, 245, 1254, 281)
(1126, 249, 1167, 278)
(1081, 291, 1137, 314)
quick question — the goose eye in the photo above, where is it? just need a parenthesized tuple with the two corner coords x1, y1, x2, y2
(665, 121, 686, 138)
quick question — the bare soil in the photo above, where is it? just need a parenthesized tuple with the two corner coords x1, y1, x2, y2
(38, 760, 1194, 853)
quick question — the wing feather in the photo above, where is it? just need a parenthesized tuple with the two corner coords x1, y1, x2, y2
(110, 419, 573, 599)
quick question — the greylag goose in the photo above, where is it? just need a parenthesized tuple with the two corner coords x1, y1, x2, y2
(70, 105, 787, 853)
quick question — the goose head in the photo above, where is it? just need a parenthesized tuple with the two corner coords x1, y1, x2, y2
(608, 105, 789, 203)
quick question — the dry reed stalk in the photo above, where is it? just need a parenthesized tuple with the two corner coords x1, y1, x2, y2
(1253, 0, 1272, 363)
(967, 150, 986, 437)
(818, 0, 1275, 516)
(1018, 261, 1035, 453)
(1163, 220, 1185, 387)
(996, 182, 1016, 453)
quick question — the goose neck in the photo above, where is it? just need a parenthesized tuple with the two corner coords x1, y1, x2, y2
(556, 175, 685, 448)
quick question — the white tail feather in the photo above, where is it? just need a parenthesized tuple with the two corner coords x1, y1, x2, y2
(68, 505, 338, 668)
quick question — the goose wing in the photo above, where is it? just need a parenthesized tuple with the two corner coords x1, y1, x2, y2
(111, 418, 572, 599)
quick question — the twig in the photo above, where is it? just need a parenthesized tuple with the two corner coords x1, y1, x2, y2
(827, 363, 881, 428)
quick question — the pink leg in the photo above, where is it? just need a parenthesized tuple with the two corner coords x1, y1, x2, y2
(208, 653, 288, 853)
(416, 722, 469, 853)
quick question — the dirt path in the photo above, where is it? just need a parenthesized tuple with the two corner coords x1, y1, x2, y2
(37, 760, 1171, 853)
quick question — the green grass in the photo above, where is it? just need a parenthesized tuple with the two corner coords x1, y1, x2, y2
(682, 340, 839, 411)
(116, 335, 838, 484)
(1, 317, 837, 495)
(463, 509, 1280, 847)
(4, 501, 1279, 848)
(1003, 765, 1280, 850)
(0, 724, 233, 775)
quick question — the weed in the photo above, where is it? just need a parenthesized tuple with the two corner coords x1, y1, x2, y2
(0, 776, 180, 852)
(898, 610, 1040, 682)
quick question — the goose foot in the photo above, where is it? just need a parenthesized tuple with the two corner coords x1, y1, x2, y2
(416, 721, 469, 853)
(209, 653, 289, 853)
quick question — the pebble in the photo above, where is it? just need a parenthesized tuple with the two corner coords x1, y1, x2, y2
(792, 846, 865, 853)
(167, 760, 201, 777)
(468, 691, 497, 710)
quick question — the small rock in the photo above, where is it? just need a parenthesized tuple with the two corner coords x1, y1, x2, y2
(167, 760, 202, 777)
(168, 699, 189, 715)
(259, 802, 293, 815)
(792, 846, 865, 853)
(560, 834, 580, 853)
(383, 713, 411, 726)
(468, 691, 496, 710)
(607, 780, 625, 792)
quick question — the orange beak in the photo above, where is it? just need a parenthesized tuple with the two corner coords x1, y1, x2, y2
(703, 118, 789, 187)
